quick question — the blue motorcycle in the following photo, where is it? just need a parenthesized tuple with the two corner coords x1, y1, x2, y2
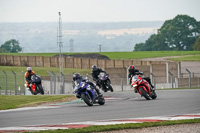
(73, 78, 105, 106)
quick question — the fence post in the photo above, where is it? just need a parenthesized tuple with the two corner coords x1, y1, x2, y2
(118, 74, 123, 91)
(3, 71, 8, 95)
(12, 71, 17, 95)
(22, 71, 25, 95)
(60, 72, 65, 94)
(166, 62, 169, 83)
(168, 71, 175, 88)
(47, 71, 53, 94)
(52, 71, 56, 94)
(186, 68, 192, 88)
(150, 73, 156, 89)
(126, 66, 129, 85)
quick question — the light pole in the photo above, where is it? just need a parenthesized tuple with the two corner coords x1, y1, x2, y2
(99, 44, 102, 52)
(57, 12, 64, 93)
(58, 12, 63, 74)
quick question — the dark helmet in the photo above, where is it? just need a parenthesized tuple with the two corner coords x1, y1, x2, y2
(128, 65, 135, 72)
(27, 67, 32, 73)
(92, 65, 98, 71)
(73, 73, 82, 81)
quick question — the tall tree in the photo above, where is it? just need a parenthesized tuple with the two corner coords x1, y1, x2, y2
(193, 35, 200, 51)
(0, 39, 22, 53)
(134, 15, 200, 51)
(159, 15, 200, 50)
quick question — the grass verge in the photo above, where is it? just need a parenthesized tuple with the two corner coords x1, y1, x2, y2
(0, 95, 75, 110)
(168, 54, 200, 62)
(0, 66, 91, 77)
(33, 119, 200, 133)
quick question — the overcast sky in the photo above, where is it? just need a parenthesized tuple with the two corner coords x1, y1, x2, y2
(0, 0, 199, 22)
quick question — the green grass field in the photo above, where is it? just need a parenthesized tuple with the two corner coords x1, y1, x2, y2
(0, 95, 75, 110)
(0, 66, 91, 77)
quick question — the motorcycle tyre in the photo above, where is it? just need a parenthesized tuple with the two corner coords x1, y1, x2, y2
(98, 96, 105, 105)
(30, 88, 37, 95)
(106, 80, 114, 92)
(38, 84, 44, 95)
(139, 87, 150, 100)
(31, 90, 37, 95)
(81, 93, 93, 106)
(103, 86, 107, 92)
(151, 91, 157, 99)
(108, 84, 114, 92)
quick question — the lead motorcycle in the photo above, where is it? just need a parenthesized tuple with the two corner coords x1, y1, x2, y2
(29, 74, 44, 95)
(73, 78, 105, 106)
(97, 72, 113, 92)
(131, 75, 157, 100)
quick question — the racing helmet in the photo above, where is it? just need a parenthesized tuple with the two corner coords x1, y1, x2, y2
(128, 65, 135, 73)
(27, 67, 32, 73)
(73, 73, 82, 81)
(92, 65, 98, 71)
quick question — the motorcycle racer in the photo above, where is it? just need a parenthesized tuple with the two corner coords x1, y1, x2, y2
(91, 65, 105, 87)
(72, 73, 102, 96)
(24, 67, 35, 88)
(128, 65, 154, 91)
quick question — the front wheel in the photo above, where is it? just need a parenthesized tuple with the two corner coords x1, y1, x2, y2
(37, 84, 44, 95)
(98, 96, 105, 105)
(139, 87, 150, 100)
(151, 91, 157, 99)
(106, 80, 114, 92)
(81, 93, 93, 106)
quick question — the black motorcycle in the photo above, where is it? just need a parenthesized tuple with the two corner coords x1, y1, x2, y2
(97, 72, 113, 92)
(29, 74, 44, 95)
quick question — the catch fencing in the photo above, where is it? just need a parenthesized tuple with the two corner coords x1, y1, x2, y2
(0, 71, 25, 95)
(0, 69, 200, 95)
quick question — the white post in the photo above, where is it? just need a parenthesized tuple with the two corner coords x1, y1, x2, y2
(166, 62, 169, 83)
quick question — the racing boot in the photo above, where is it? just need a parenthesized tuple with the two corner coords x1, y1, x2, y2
(95, 88, 102, 96)
(76, 94, 81, 98)
(134, 88, 138, 93)
(150, 84, 155, 92)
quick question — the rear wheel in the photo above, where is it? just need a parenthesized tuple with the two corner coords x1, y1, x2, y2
(81, 93, 93, 106)
(38, 84, 44, 95)
(139, 87, 150, 100)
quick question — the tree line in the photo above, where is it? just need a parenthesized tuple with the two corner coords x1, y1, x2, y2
(134, 15, 200, 51)
(1, 14, 200, 53)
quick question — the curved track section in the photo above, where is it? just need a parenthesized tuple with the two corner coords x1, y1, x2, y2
(0, 89, 200, 131)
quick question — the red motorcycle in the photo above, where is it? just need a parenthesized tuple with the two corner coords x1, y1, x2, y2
(131, 75, 157, 100)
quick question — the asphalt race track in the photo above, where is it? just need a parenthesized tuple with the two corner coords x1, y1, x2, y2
(0, 89, 200, 128)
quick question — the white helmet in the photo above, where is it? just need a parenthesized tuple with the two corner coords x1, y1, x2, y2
(27, 67, 32, 73)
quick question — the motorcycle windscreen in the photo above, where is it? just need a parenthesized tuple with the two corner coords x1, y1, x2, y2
(31, 75, 41, 83)
(99, 72, 107, 80)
